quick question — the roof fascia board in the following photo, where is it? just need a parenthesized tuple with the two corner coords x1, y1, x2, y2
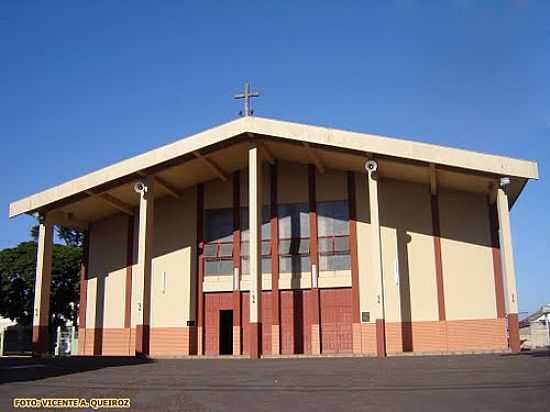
(9, 115, 538, 218)
(9, 117, 248, 218)
(247, 117, 540, 181)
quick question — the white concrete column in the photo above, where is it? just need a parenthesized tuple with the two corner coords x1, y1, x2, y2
(135, 176, 155, 356)
(366, 160, 386, 357)
(366, 161, 385, 320)
(496, 178, 520, 352)
(248, 144, 262, 358)
(32, 215, 53, 356)
(496, 183, 518, 314)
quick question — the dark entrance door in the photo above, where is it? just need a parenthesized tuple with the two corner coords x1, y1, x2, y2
(219, 310, 233, 355)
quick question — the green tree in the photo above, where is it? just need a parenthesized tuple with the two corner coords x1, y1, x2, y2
(31, 225, 83, 247)
(0, 241, 82, 329)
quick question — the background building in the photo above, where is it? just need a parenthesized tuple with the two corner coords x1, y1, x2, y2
(520, 304, 550, 349)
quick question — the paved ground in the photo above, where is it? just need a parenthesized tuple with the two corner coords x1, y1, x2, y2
(0, 352, 549, 411)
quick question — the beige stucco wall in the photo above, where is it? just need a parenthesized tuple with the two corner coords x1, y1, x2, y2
(240, 162, 271, 207)
(316, 168, 347, 202)
(357, 176, 497, 324)
(439, 189, 497, 320)
(205, 178, 232, 210)
(379, 179, 439, 323)
(149, 189, 197, 327)
(87, 213, 129, 329)
(278, 161, 308, 205)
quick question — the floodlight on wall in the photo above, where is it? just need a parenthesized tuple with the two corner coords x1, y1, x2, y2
(365, 160, 378, 173)
(134, 181, 147, 194)
(499, 177, 511, 187)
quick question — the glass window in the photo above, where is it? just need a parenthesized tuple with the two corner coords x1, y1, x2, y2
(261, 240, 271, 256)
(241, 256, 249, 275)
(205, 208, 234, 242)
(278, 203, 310, 239)
(279, 255, 311, 274)
(219, 243, 233, 257)
(317, 201, 351, 271)
(262, 257, 272, 274)
(203, 243, 218, 257)
(204, 259, 233, 276)
(319, 255, 351, 271)
(334, 236, 350, 253)
(240, 256, 272, 274)
(318, 237, 332, 254)
(317, 201, 349, 237)
(240, 206, 271, 241)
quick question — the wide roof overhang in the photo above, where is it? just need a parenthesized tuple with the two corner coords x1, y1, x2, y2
(8, 116, 539, 229)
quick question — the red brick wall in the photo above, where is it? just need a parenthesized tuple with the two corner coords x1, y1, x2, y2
(320, 288, 353, 354)
(242, 291, 272, 356)
(280, 289, 313, 355)
(150, 328, 194, 356)
(378, 318, 507, 354)
(204, 292, 234, 355)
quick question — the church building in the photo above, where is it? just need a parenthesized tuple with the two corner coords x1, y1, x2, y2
(9, 115, 538, 358)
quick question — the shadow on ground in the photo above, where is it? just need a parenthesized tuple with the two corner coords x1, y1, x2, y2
(500, 349, 550, 358)
(0, 356, 153, 385)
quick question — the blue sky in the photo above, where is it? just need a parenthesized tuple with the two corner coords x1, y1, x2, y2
(1, 1, 548, 314)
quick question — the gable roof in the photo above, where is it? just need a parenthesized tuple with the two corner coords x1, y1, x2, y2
(8, 116, 539, 218)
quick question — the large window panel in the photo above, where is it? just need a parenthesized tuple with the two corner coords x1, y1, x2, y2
(278, 202, 311, 274)
(204, 208, 234, 276)
(279, 255, 311, 274)
(240, 240, 272, 274)
(317, 200, 351, 272)
(205, 208, 234, 242)
(204, 259, 233, 276)
(317, 201, 349, 237)
(278, 203, 310, 239)
(240, 206, 271, 241)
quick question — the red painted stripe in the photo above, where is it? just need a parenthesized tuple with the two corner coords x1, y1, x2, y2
(78, 230, 90, 332)
(135, 325, 150, 356)
(347, 172, 360, 324)
(271, 163, 280, 327)
(507, 313, 520, 352)
(431, 194, 446, 321)
(32, 325, 49, 356)
(249, 322, 262, 358)
(196, 183, 205, 355)
(308, 165, 319, 268)
(488, 202, 506, 319)
(376, 318, 386, 357)
(233, 171, 241, 270)
(308, 164, 320, 350)
(124, 216, 134, 329)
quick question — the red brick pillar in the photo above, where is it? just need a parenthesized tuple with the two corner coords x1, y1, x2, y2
(78, 231, 90, 355)
(271, 162, 281, 355)
(308, 165, 321, 355)
(348, 172, 363, 354)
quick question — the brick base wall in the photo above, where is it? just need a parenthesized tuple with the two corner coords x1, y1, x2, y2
(355, 318, 508, 355)
(150, 328, 194, 356)
(79, 319, 507, 357)
(79, 327, 194, 356)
